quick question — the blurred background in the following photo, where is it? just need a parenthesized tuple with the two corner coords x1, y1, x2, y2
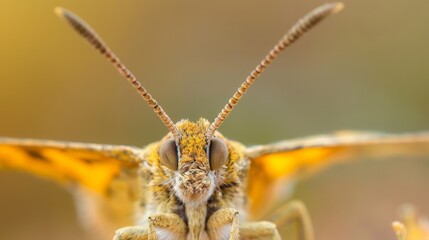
(0, 0, 428, 239)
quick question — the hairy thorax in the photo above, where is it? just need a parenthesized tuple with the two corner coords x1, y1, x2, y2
(137, 119, 249, 239)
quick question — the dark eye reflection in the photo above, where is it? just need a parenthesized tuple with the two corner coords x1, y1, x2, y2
(208, 137, 229, 170)
(159, 139, 178, 170)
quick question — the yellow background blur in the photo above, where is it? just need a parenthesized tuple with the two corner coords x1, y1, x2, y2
(1, 0, 428, 239)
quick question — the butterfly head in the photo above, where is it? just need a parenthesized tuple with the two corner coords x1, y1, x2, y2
(159, 118, 229, 204)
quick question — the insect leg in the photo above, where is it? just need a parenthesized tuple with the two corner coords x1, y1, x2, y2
(114, 226, 148, 240)
(206, 208, 240, 240)
(113, 213, 186, 240)
(263, 200, 314, 240)
(148, 213, 187, 240)
(239, 221, 281, 240)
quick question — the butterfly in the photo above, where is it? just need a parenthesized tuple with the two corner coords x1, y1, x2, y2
(1, 2, 429, 240)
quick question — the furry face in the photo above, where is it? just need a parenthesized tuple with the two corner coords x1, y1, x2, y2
(174, 119, 216, 204)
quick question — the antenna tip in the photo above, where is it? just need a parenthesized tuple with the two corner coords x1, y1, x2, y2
(54, 7, 75, 21)
(331, 2, 345, 13)
(54, 7, 65, 17)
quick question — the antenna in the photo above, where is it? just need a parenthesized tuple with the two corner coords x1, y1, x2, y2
(205, 2, 344, 140)
(55, 7, 181, 141)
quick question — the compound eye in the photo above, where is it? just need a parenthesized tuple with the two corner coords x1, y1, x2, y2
(159, 139, 178, 170)
(209, 137, 229, 170)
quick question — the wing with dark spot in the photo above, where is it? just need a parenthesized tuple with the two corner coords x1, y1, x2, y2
(244, 131, 429, 220)
(0, 137, 144, 239)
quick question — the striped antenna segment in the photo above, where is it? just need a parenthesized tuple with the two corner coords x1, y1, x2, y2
(206, 2, 344, 140)
(55, 7, 181, 141)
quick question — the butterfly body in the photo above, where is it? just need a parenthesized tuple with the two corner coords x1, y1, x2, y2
(136, 119, 248, 239)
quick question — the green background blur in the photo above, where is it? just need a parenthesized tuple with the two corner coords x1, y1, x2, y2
(1, 0, 429, 239)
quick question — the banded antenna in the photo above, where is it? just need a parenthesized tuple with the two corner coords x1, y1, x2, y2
(205, 2, 344, 140)
(55, 8, 181, 141)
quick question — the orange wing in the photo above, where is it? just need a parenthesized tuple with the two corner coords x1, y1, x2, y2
(244, 131, 429, 219)
(0, 138, 143, 239)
